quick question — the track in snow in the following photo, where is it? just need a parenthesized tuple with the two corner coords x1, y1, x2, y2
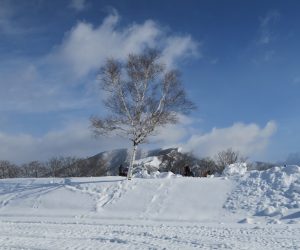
(0, 219, 299, 250)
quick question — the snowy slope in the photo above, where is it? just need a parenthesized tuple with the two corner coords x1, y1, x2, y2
(0, 176, 232, 222)
(0, 165, 300, 249)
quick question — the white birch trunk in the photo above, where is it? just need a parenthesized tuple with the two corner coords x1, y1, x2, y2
(127, 144, 137, 180)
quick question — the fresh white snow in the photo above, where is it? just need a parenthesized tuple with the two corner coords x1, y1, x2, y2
(0, 163, 300, 249)
(224, 164, 300, 224)
(134, 156, 162, 170)
(223, 162, 247, 176)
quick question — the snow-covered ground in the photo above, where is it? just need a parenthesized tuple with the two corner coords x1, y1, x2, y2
(0, 164, 300, 249)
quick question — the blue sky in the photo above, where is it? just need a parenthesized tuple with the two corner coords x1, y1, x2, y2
(0, 0, 300, 163)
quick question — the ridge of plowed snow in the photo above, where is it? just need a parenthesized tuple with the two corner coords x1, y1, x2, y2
(223, 164, 300, 224)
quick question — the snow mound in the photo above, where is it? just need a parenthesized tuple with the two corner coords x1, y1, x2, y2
(133, 170, 180, 179)
(238, 217, 255, 224)
(223, 162, 247, 176)
(134, 156, 161, 169)
(133, 156, 182, 178)
(224, 165, 300, 222)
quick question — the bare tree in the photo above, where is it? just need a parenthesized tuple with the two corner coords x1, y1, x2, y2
(47, 157, 65, 177)
(91, 49, 195, 179)
(197, 157, 218, 176)
(0, 161, 9, 178)
(61, 156, 81, 177)
(215, 148, 246, 173)
(0, 160, 19, 179)
(23, 161, 46, 178)
(160, 151, 197, 175)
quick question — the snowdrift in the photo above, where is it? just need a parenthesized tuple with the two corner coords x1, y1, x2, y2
(223, 162, 247, 176)
(224, 163, 300, 224)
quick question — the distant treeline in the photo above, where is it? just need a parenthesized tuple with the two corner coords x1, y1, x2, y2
(0, 148, 277, 179)
(0, 156, 103, 179)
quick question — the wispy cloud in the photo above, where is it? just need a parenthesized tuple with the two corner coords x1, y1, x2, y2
(0, 121, 129, 164)
(51, 10, 199, 78)
(150, 114, 200, 145)
(258, 10, 280, 45)
(0, 59, 93, 113)
(251, 10, 280, 64)
(161, 35, 200, 68)
(0, 0, 32, 35)
(0, 0, 16, 34)
(69, 0, 88, 11)
(263, 50, 275, 61)
(0, 10, 199, 113)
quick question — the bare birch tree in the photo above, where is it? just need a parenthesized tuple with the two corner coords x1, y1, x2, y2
(90, 49, 195, 179)
(215, 148, 247, 172)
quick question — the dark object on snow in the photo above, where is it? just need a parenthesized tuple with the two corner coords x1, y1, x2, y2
(203, 170, 212, 177)
(119, 164, 128, 177)
(183, 165, 194, 177)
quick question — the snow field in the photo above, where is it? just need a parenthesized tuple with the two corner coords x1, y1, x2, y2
(0, 219, 299, 250)
(0, 164, 300, 249)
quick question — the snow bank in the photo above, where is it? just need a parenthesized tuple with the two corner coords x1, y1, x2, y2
(132, 156, 163, 176)
(133, 156, 183, 178)
(133, 170, 181, 179)
(223, 162, 247, 176)
(224, 165, 300, 222)
(134, 156, 161, 169)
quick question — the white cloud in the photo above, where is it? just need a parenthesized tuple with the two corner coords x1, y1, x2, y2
(0, 11, 201, 163)
(69, 0, 88, 11)
(152, 116, 277, 158)
(0, 11, 199, 113)
(52, 11, 199, 78)
(183, 121, 277, 159)
(150, 114, 200, 145)
(0, 60, 92, 113)
(161, 36, 200, 68)
(150, 118, 277, 159)
(0, 119, 277, 164)
(0, 121, 129, 164)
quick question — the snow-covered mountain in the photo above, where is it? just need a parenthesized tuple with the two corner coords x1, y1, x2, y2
(80, 147, 193, 176)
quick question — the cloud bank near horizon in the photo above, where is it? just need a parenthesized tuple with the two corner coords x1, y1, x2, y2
(153, 118, 277, 160)
(0, 119, 277, 164)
